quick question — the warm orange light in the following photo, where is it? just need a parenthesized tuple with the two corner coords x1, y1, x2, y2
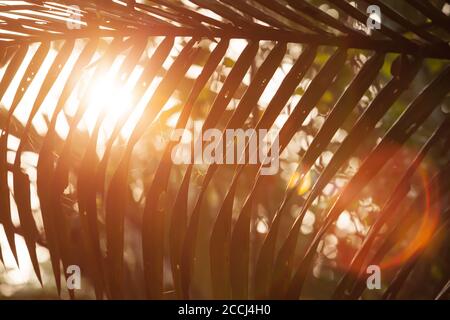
(380, 163, 440, 270)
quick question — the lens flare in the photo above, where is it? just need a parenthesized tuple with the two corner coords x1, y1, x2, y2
(379, 163, 440, 270)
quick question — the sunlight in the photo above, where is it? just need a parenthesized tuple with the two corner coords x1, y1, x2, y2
(86, 76, 133, 133)
(0, 227, 49, 288)
(287, 170, 312, 196)
(79, 58, 137, 142)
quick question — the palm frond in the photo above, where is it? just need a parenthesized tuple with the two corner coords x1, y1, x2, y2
(0, 0, 449, 300)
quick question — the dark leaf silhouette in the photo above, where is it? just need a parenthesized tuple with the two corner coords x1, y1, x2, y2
(0, 0, 449, 300)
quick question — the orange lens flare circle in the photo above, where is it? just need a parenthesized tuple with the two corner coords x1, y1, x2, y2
(330, 145, 441, 277)
(379, 163, 440, 270)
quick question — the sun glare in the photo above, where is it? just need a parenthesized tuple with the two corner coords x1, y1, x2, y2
(79, 56, 140, 145)
(83, 74, 134, 135)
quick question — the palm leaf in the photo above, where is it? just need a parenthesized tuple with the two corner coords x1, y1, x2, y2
(0, 0, 449, 300)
